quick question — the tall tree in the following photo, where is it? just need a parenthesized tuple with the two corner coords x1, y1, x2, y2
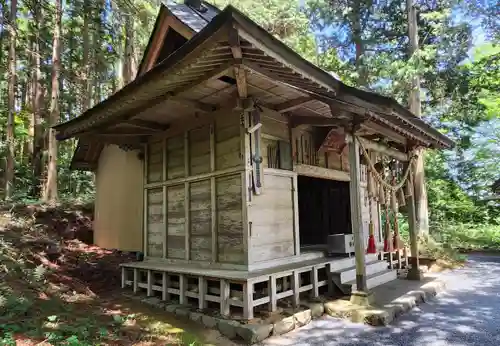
(123, 12, 136, 85)
(407, 0, 429, 234)
(5, 0, 17, 199)
(31, 0, 43, 196)
(82, 0, 91, 111)
(43, 0, 62, 203)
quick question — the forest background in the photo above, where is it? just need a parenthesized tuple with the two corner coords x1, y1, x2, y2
(0, 0, 498, 248)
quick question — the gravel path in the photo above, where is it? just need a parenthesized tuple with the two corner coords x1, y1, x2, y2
(262, 254, 500, 346)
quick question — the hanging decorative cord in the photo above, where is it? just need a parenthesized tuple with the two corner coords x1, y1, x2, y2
(355, 135, 416, 191)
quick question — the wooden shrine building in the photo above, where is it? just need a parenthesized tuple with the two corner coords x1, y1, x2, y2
(55, 0, 453, 320)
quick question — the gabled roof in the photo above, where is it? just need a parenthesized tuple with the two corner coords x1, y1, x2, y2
(137, 0, 219, 76)
(61, 2, 454, 170)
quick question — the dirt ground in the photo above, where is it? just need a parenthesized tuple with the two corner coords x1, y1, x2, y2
(0, 202, 236, 346)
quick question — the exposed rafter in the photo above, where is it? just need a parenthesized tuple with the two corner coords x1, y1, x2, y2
(228, 27, 243, 59)
(360, 120, 407, 145)
(229, 28, 248, 99)
(124, 119, 170, 131)
(274, 97, 313, 113)
(58, 62, 233, 140)
(167, 94, 217, 113)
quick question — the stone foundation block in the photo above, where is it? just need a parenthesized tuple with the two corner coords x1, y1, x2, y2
(189, 312, 203, 323)
(237, 324, 273, 344)
(294, 309, 312, 327)
(217, 320, 240, 339)
(272, 316, 295, 336)
(202, 315, 218, 329)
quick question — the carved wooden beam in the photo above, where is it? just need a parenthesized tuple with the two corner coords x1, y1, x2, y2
(234, 66, 248, 99)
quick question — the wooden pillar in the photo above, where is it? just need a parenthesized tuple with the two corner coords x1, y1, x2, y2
(162, 272, 170, 301)
(146, 270, 153, 296)
(347, 135, 373, 305)
(269, 275, 277, 312)
(310, 266, 319, 298)
(198, 277, 206, 310)
(133, 268, 138, 293)
(406, 165, 422, 280)
(243, 281, 254, 320)
(292, 271, 300, 307)
(121, 267, 126, 289)
(220, 279, 230, 316)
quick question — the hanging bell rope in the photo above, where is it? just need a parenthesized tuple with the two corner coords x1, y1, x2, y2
(356, 135, 416, 192)
(391, 176, 398, 213)
(398, 187, 406, 207)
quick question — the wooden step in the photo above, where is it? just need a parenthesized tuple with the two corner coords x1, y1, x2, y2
(347, 269, 397, 291)
(336, 260, 389, 284)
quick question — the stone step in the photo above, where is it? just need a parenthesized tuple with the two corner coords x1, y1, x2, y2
(336, 260, 389, 284)
(347, 269, 397, 292)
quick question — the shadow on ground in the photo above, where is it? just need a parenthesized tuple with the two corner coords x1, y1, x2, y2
(262, 255, 500, 346)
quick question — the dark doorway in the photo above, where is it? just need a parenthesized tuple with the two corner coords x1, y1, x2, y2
(298, 176, 351, 247)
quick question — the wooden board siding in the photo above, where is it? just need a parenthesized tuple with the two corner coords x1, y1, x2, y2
(249, 172, 296, 263)
(215, 113, 241, 170)
(261, 110, 289, 140)
(190, 179, 212, 261)
(143, 110, 244, 264)
(261, 109, 292, 170)
(147, 188, 164, 257)
(216, 174, 244, 264)
(167, 184, 186, 259)
(189, 126, 210, 175)
(167, 135, 185, 180)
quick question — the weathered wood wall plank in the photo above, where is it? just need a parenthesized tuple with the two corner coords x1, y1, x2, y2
(147, 188, 164, 257)
(167, 135, 185, 179)
(167, 184, 186, 259)
(190, 179, 212, 261)
(144, 110, 245, 264)
(216, 174, 244, 264)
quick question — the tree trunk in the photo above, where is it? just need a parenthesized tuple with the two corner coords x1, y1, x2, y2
(351, 0, 367, 87)
(32, 1, 43, 197)
(82, 1, 91, 111)
(5, 0, 17, 200)
(407, 0, 429, 234)
(122, 14, 136, 85)
(43, 0, 62, 203)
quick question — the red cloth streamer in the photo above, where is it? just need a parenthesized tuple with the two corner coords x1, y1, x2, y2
(383, 216, 393, 252)
(366, 235, 377, 253)
(393, 216, 402, 250)
(366, 222, 377, 253)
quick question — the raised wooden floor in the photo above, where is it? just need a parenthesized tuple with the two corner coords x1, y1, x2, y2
(120, 253, 395, 320)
